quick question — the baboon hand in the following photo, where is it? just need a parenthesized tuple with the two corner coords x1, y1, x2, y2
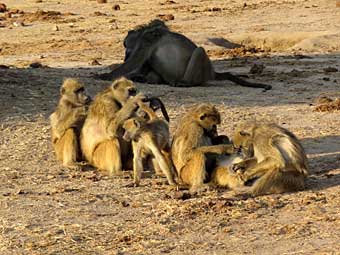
(231, 162, 246, 174)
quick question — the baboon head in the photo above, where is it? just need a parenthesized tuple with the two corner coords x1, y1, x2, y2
(122, 117, 144, 142)
(195, 104, 221, 132)
(111, 77, 137, 103)
(123, 19, 168, 61)
(232, 122, 256, 156)
(60, 78, 91, 106)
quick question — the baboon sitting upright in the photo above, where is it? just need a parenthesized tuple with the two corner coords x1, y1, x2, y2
(96, 20, 271, 90)
(231, 122, 309, 196)
(50, 78, 91, 169)
(171, 104, 235, 192)
(80, 77, 144, 175)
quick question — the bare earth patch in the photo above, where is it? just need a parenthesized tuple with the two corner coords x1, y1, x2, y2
(0, 0, 340, 254)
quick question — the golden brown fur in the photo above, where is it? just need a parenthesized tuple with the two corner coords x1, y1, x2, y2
(122, 102, 175, 186)
(171, 104, 235, 192)
(50, 78, 90, 169)
(80, 77, 144, 175)
(231, 122, 309, 196)
(210, 154, 246, 189)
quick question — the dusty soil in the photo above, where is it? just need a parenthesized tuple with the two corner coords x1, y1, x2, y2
(0, 0, 340, 254)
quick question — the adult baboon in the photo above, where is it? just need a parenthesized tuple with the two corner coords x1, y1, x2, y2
(80, 77, 144, 175)
(171, 104, 235, 192)
(96, 20, 272, 90)
(231, 122, 309, 196)
(122, 102, 175, 186)
(50, 78, 91, 169)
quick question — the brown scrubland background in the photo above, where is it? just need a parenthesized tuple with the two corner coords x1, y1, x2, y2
(0, 0, 339, 254)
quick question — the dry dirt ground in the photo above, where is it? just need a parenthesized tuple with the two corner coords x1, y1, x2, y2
(1, 0, 340, 254)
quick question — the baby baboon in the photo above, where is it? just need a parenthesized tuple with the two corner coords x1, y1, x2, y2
(171, 104, 235, 192)
(97, 19, 271, 90)
(210, 154, 246, 189)
(231, 122, 309, 196)
(80, 77, 144, 175)
(122, 102, 175, 186)
(50, 78, 91, 169)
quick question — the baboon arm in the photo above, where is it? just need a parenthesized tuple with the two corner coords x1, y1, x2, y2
(107, 104, 137, 136)
(105, 47, 150, 79)
(132, 141, 143, 185)
(196, 144, 234, 155)
(54, 111, 83, 137)
(241, 157, 281, 182)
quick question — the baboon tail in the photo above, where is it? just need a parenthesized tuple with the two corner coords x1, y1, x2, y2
(148, 97, 170, 122)
(215, 72, 272, 90)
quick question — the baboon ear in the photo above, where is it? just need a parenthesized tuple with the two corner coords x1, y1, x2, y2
(239, 131, 250, 137)
(200, 113, 207, 120)
(112, 80, 120, 90)
(133, 119, 141, 128)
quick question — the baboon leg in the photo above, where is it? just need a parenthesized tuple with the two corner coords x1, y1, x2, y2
(182, 47, 214, 86)
(92, 139, 122, 176)
(151, 157, 163, 176)
(149, 143, 176, 185)
(180, 152, 206, 191)
(132, 142, 143, 186)
(55, 128, 79, 169)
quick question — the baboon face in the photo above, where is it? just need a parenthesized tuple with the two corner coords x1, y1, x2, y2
(122, 118, 141, 142)
(232, 129, 253, 156)
(197, 105, 221, 132)
(123, 31, 140, 61)
(61, 80, 91, 106)
(112, 77, 137, 103)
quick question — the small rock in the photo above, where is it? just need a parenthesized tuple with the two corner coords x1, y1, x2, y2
(173, 191, 191, 200)
(29, 62, 43, 68)
(13, 21, 25, 27)
(336, 0, 340, 7)
(97, 0, 107, 3)
(121, 200, 130, 207)
(157, 14, 174, 21)
(322, 77, 330, 81)
(53, 25, 59, 31)
(35, 0, 43, 3)
(323, 67, 338, 73)
(90, 59, 101, 66)
(113, 4, 121, 10)
(0, 64, 9, 69)
(249, 63, 265, 74)
(0, 3, 6, 13)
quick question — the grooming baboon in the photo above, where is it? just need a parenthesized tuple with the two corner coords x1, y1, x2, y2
(122, 102, 175, 186)
(171, 104, 235, 192)
(80, 77, 144, 175)
(231, 122, 309, 196)
(50, 78, 91, 169)
(96, 20, 271, 90)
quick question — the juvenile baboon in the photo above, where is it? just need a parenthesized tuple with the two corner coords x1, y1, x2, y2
(210, 154, 246, 189)
(80, 77, 144, 175)
(96, 19, 271, 90)
(171, 104, 235, 192)
(50, 78, 91, 169)
(122, 102, 175, 186)
(231, 122, 309, 196)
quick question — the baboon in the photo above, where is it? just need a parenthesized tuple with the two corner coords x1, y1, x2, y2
(50, 78, 91, 169)
(96, 19, 272, 90)
(210, 154, 246, 189)
(231, 122, 309, 196)
(80, 77, 144, 175)
(171, 104, 235, 192)
(122, 102, 175, 186)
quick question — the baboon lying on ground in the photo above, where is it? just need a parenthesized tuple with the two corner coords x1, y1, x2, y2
(122, 102, 176, 186)
(50, 78, 91, 169)
(80, 77, 144, 175)
(96, 20, 272, 90)
(231, 122, 309, 196)
(171, 104, 235, 192)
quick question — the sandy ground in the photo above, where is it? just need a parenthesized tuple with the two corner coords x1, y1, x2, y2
(0, 0, 340, 254)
